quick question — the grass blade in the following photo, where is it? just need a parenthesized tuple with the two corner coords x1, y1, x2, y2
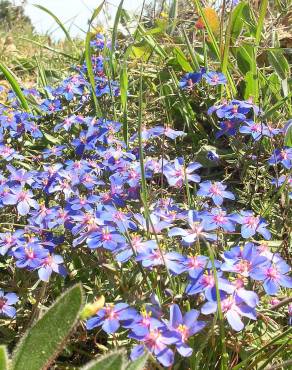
(0, 62, 30, 112)
(182, 28, 201, 71)
(232, 327, 292, 370)
(34, 4, 74, 45)
(255, 0, 268, 46)
(111, 0, 124, 54)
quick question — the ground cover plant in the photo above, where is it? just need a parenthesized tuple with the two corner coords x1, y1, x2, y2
(0, 0, 291, 369)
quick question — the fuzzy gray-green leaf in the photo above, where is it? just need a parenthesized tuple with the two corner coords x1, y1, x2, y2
(81, 350, 126, 370)
(126, 354, 149, 370)
(0, 346, 8, 370)
(11, 284, 83, 370)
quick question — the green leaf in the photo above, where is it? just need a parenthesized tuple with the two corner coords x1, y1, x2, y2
(112, 0, 124, 53)
(0, 62, 30, 112)
(126, 354, 149, 370)
(173, 47, 193, 72)
(81, 350, 126, 370)
(182, 28, 201, 70)
(43, 132, 61, 145)
(230, 2, 247, 42)
(34, 5, 74, 45)
(284, 123, 292, 147)
(255, 0, 268, 46)
(129, 42, 152, 60)
(236, 44, 253, 75)
(0, 346, 8, 370)
(11, 284, 84, 370)
(268, 50, 290, 80)
(244, 70, 259, 100)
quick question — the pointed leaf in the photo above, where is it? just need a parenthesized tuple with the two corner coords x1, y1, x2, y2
(0, 62, 30, 112)
(0, 346, 8, 370)
(34, 5, 73, 44)
(12, 284, 83, 370)
(268, 50, 289, 80)
(81, 350, 126, 370)
(126, 354, 149, 370)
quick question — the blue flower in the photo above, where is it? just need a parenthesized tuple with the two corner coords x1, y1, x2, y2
(203, 71, 227, 85)
(251, 256, 292, 295)
(201, 290, 258, 331)
(197, 181, 235, 206)
(38, 254, 67, 282)
(14, 244, 49, 270)
(129, 321, 180, 367)
(200, 208, 236, 232)
(239, 120, 272, 141)
(268, 147, 292, 169)
(168, 210, 217, 245)
(163, 158, 201, 188)
(179, 69, 206, 89)
(168, 304, 206, 357)
(86, 303, 136, 334)
(2, 186, 38, 216)
(231, 210, 271, 239)
(0, 290, 18, 318)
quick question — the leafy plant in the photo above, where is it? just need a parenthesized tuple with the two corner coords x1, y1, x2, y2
(0, 285, 147, 370)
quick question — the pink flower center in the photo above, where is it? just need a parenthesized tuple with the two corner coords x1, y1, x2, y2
(266, 267, 279, 280)
(245, 216, 259, 227)
(213, 214, 225, 223)
(0, 297, 7, 309)
(102, 231, 112, 241)
(251, 124, 260, 132)
(105, 306, 118, 319)
(188, 256, 203, 269)
(26, 248, 35, 259)
(18, 191, 28, 201)
(235, 260, 251, 276)
(210, 184, 221, 195)
(221, 297, 234, 312)
(201, 274, 215, 287)
(211, 75, 219, 83)
(280, 150, 288, 160)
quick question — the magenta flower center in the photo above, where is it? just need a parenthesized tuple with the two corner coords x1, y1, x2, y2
(280, 150, 287, 160)
(25, 248, 35, 259)
(266, 267, 279, 280)
(188, 256, 203, 268)
(201, 274, 215, 287)
(102, 230, 112, 241)
(245, 216, 259, 227)
(0, 297, 7, 309)
(221, 297, 234, 312)
(210, 184, 221, 195)
(235, 260, 251, 275)
(18, 191, 28, 201)
(213, 213, 225, 223)
(211, 74, 219, 83)
(251, 124, 260, 132)
(105, 306, 118, 319)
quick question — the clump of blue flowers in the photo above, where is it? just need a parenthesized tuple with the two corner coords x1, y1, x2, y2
(0, 34, 291, 369)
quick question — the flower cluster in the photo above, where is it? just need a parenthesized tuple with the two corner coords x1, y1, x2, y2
(0, 37, 291, 368)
